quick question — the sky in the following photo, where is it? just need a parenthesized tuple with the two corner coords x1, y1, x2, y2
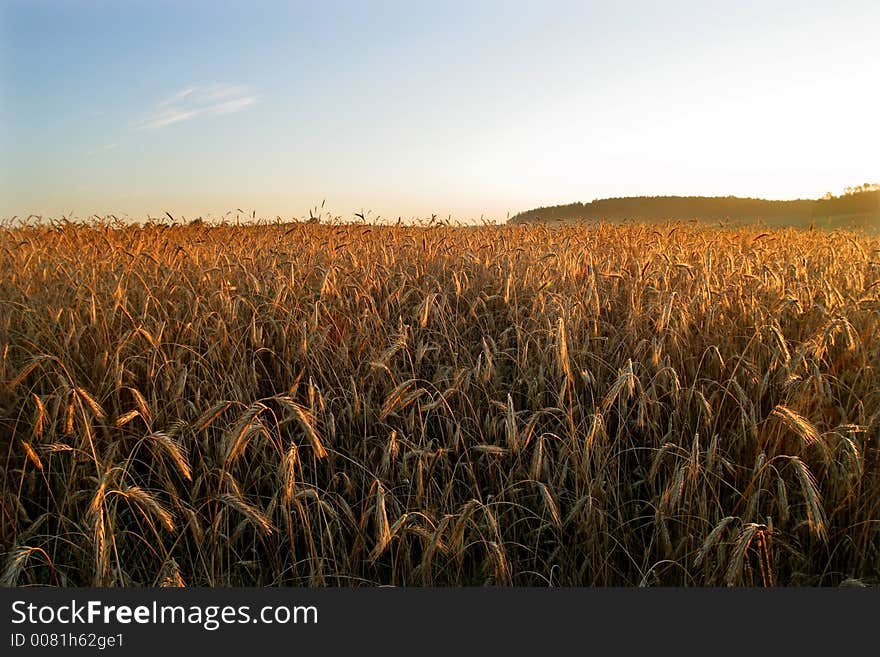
(1, 0, 878, 222)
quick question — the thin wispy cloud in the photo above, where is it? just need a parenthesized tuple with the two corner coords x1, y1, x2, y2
(134, 84, 257, 130)
(85, 142, 118, 156)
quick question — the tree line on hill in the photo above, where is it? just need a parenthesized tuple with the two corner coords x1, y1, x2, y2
(509, 186, 880, 224)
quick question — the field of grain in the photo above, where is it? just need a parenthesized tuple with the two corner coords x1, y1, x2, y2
(1, 219, 878, 586)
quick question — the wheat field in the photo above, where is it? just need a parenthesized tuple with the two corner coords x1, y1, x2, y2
(1, 218, 878, 586)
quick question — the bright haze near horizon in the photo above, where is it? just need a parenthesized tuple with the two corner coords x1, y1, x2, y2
(1, 0, 878, 222)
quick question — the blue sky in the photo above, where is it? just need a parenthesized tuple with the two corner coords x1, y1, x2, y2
(2, 0, 878, 221)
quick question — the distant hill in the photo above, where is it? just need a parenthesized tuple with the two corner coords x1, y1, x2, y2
(509, 189, 880, 228)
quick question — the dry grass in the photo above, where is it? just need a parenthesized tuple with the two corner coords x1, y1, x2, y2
(1, 217, 878, 586)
